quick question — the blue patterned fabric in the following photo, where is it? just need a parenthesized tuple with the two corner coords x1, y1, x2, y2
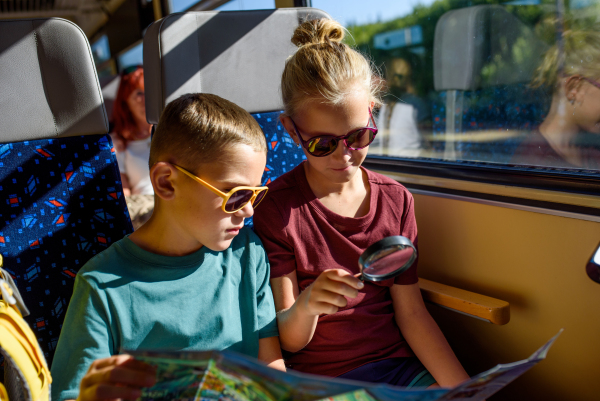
(0, 134, 133, 374)
(248, 111, 306, 228)
(0, 112, 300, 372)
(431, 84, 549, 163)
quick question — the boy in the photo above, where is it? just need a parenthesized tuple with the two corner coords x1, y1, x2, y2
(51, 93, 285, 401)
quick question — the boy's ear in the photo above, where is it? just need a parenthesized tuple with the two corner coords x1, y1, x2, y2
(150, 162, 177, 201)
(279, 115, 300, 147)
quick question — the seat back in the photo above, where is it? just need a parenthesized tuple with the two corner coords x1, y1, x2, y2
(0, 18, 133, 372)
(143, 9, 331, 225)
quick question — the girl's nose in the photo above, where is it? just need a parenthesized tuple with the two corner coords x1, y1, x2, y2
(333, 139, 353, 160)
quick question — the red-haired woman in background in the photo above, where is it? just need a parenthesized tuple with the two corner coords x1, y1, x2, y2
(111, 66, 154, 229)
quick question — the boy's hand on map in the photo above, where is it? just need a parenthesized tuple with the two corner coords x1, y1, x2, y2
(300, 269, 364, 316)
(77, 354, 157, 401)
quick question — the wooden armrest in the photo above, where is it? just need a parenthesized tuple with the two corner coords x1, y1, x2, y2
(419, 278, 510, 325)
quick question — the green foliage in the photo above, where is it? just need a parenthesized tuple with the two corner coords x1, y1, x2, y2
(344, 0, 553, 96)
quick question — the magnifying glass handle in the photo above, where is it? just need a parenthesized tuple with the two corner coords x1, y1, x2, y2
(354, 272, 364, 281)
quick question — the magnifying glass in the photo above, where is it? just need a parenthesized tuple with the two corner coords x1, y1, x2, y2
(358, 236, 417, 282)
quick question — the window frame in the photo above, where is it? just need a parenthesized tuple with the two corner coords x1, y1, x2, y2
(363, 155, 600, 202)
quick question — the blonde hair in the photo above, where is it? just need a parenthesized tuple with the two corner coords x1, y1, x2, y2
(281, 18, 383, 117)
(149, 93, 266, 168)
(532, 28, 600, 89)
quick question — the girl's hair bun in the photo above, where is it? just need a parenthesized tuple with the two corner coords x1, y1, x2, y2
(291, 18, 345, 48)
(282, 16, 383, 118)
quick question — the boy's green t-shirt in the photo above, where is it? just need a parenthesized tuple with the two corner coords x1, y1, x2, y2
(50, 228, 278, 401)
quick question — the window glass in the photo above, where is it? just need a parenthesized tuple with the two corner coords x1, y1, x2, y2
(91, 35, 116, 79)
(215, 0, 274, 11)
(117, 42, 143, 71)
(313, 0, 600, 175)
(171, 0, 201, 13)
(91, 35, 111, 66)
(172, 0, 274, 13)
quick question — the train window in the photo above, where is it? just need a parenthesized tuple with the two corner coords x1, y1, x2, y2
(215, 0, 275, 11)
(313, 0, 600, 178)
(117, 42, 144, 71)
(172, 0, 204, 13)
(91, 35, 111, 66)
(175, 0, 275, 13)
(91, 35, 116, 79)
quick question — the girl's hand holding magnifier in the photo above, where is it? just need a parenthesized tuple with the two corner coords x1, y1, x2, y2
(298, 269, 364, 316)
(297, 236, 416, 317)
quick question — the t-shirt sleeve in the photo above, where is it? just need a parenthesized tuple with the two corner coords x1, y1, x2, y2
(253, 198, 297, 278)
(252, 237, 279, 339)
(394, 192, 419, 285)
(50, 275, 114, 401)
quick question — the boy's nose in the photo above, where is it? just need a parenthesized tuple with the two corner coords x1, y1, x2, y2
(235, 201, 254, 218)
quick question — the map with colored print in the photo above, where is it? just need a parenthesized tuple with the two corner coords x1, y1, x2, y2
(128, 330, 561, 401)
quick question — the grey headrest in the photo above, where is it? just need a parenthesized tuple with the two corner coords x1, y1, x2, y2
(0, 18, 109, 144)
(143, 8, 331, 124)
(434, 5, 547, 91)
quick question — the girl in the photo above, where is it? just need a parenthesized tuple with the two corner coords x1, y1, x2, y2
(253, 18, 469, 388)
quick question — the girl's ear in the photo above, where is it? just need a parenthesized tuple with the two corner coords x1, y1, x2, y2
(150, 162, 177, 201)
(565, 75, 584, 103)
(279, 115, 301, 146)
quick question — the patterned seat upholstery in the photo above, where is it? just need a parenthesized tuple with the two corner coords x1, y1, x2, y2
(248, 112, 306, 227)
(0, 19, 133, 375)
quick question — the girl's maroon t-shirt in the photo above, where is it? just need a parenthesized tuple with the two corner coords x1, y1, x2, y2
(253, 163, 418, 377)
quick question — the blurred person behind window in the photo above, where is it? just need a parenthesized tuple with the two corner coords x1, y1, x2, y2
(512, 27, 600, 169)
(372, 54, 430, 157)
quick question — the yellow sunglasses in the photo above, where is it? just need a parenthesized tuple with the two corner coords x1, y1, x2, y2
(173, 164, 268, 213)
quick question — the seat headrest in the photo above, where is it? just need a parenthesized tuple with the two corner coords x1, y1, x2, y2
(143, 8, 331, 124)
(433, 5, 547, 91)
(0, 18, 109, 143)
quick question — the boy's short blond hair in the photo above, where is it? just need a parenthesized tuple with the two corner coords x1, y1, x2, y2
(149, 93, 267, 168)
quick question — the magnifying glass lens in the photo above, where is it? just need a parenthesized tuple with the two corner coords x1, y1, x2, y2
(363, 246, 415, 277)
(358, 236, 417, 282)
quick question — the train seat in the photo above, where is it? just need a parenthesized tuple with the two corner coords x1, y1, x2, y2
(432, 5, 548, 163)
(0, 18, 133, 375)
(143, 9, 509, 326)
(142, 9, 323, 222)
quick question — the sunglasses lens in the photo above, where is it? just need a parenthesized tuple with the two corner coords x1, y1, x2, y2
(225, 189, 254, 212)
(347, 129, 375, 149)
(253, 189, 267, 207)
(308, 137, 338, 156)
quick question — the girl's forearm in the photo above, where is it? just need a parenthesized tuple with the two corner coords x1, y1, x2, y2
(258, 336, 286, 372)
(276, 293, 319, 352)
(398, 310, 470, 388)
